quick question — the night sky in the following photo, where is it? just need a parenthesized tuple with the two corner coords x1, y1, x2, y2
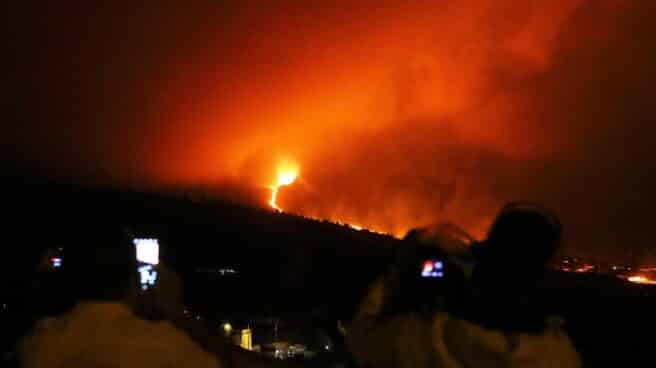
(4, 1, 656, 263)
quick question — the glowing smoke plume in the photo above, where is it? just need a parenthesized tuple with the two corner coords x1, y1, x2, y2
(5, 1, 656, 263)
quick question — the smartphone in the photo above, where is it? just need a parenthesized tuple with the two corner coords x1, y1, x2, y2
(421, 259, 444, 278)
(134, 238, 159, 290)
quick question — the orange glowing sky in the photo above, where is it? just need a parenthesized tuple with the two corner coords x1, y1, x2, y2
(4, 1, 656, 261)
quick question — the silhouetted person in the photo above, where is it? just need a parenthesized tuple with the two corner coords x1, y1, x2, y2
(463, 202, 564, 332)
(18, 225, 222, 368)
(439, 203, 581, 368)
(346, 203, 581, 368)
(344, 236, 466, 368)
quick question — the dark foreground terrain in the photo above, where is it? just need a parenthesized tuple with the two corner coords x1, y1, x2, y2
(3, 179, 655, 365)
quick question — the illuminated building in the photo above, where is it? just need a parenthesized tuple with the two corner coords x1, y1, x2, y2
(240, 329, 252, 350)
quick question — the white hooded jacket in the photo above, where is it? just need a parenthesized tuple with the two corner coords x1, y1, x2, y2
(346, 277, 581, 368)
(19, 302, 222, 368)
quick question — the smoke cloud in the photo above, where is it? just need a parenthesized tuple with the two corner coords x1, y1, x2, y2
(4, 1, 656, 262)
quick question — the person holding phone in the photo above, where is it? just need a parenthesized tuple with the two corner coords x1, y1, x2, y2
(130, 237, 185, 324)
(345, 203, 581, 368)
(18, 225, 223, 368)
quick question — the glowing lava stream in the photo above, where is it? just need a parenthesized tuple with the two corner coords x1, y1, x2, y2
(267, 163, 393, 237)
(269, 167, 299, 211)
(627, 275, 656, 285)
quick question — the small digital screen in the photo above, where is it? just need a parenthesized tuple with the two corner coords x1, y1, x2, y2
(134, 238, 159, 265)
(421, 259, 444, 278)
(138, 264, 158, 291)
(50, 257, 62, 268)
(134, 238, 159, 290)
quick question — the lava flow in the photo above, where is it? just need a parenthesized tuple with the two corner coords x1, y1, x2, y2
(269, 165, 299, 211)
(266, 163, 394, 236)
(627, 275, 656, 285)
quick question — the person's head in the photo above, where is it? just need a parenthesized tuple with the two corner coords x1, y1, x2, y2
(473, 202, 562, 286)
(403, 223, 475, 255)
(63, 225, 136, 302)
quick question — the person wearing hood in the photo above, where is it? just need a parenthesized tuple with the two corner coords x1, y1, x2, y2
(345, 202, 581, 368)
(18, 225, 223, 368)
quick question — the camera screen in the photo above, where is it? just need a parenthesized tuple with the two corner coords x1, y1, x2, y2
(134, 238, 159, 265)
(134, 238, 159, 290)
(421, 259, 444, 278)
(50, 257, 63, 268)
(137, 264, 158, 290)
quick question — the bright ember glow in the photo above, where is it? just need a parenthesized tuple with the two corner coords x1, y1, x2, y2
(269, 163, 299, 211)
(627, 275, 656, 285)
